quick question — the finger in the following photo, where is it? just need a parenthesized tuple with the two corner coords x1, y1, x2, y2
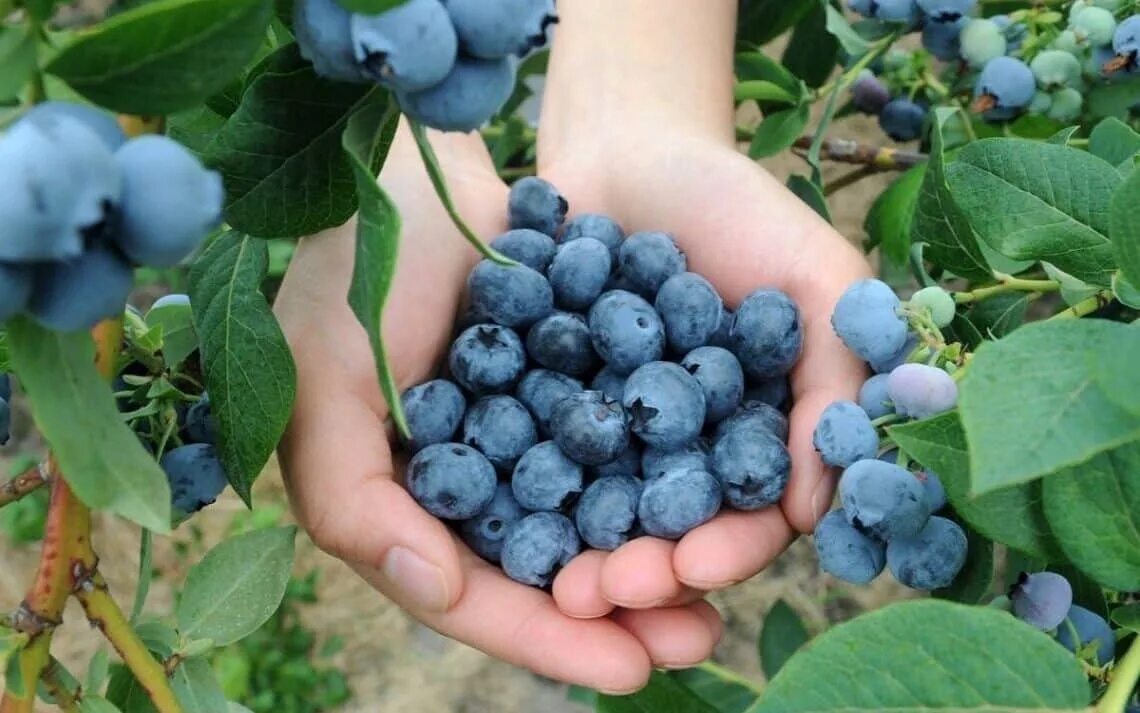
(673, 507, 793, 590)
(610, 601, 724, 669)
(600, 538, 685, 608)
(552, 550, 615, 619)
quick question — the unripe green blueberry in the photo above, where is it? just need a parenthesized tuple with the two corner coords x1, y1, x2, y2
(1091, 0, 1123, 10)
(1071, 6, 1117, 46)
(909, 286, 956, 327)
(1051, 30, 1081, 54)
(1046, 87, 1084, 121)
(1029, 90, 1053, 114)
(960, 19, 1007, 68)
(1031, 49, 1083, 89)
(1068, 0, 1090, 22)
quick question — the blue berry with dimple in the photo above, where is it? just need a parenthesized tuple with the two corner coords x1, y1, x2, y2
(638, 468, 722, 539)
(916, 0, 976, 21)
(407, 443, 497, 520)
(467, 260, 553, 329)
(617, 232, 687, 298)
(549, 238, 612, 310)
(508, 176, 568, 236)
(593, 444, 642, 479)
(444, 0, 556, 59)
(184, 392, 216, 445)
(575, 476, 642, 550)
(922, 16, 967, 61)
(680, 347, 743, 425)
(460, 483, 528, 563)
(711, 427, 790, 510)
(161, 444, 229, 516)
(974, 56, 1036, 115)
(515, 369, 582, 437)
(655, 272, 724, 354)
(1010, 571, 1072, 631)
(463, 395, 537, 473)
(814, 510, 886, 584)
(560, 214, 624, 259)
(350, 0, 458, 92)
(549, 391, 630, 466)
(622, 362, 706, 451)
(715, 400, 789, 442)
(839, 459, 931, 540)
(397, 56, 516, 132)
(511, 441, 583, 512)
(401, 379, 466, 451)
(294, 0, 366, 83)
(588, 290, 665, 375)
(814, 401, 879, 468)
(642, 441, 709, 481)
(1112, 15, 1140, 59)
(448, 324, 526, 395)
(832, 279, 908, 365)
(858, 374, 893, 420)
(526, 312, 597, 377)
(490, 229, 557, 272)
(590, 367, 627, 402)
(879, 98, 926, 141)
(1057, 605, 1116, 665)
(501, 511, 580, 587)
(728, 288, 803, 380)
(886, 516, 967, 589)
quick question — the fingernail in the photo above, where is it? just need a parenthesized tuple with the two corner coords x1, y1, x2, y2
(810, 481, 832, 523)
(382, 546, 450, 613)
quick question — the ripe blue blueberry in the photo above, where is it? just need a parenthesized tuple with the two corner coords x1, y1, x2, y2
(641, 441, 709, 482)
(294, 0, 367, 82)
(113, 135, 224, 267)
(0, 265, 32, 323)
(0, 374, 11, 402)
(870, 334, 919, 374)
(350, 0, 458, 92)
(1010, 571, 1073, 631)
(467, 259, 554, 328)
(401, 379, 467, 451)
(876, 450, 947, 511)
(459, 483, 528, 563)
(973, 56, 1036, 116)
(879, 98, 926, 141)
(448, 324, 527, 395)
(490, 229, 557, 272)
(709, 308, 733, 349)
(0, 397, 10, 446)
(655, 272, 724, 354)
(575, 476, 642, 550)
(839, 459, 932, 540)
(444, 0, 557, 59)
(743, 377, 790, 413)
(813, 401, 880, 468)
(559, 213, 624, 259)
(21, 101, 127, 150)
(715, 400, 789, 442)
(814, 509, 886, 584)
(680, 346, 744, 425)
(916, 0, 976, 22)
(592, 443, 643, 480)
(886, 363, 958, 419)
(160, 444, 229, 515)
(858, 374, 893, 420)
(501, 511, 580, 587)
(832, 279, 908, 365)
(922, 17, 968, 62)
(184, 393, 217, 445)
(549, 238, 612, 310)
(637, 468, 722, 539)
(515, 369, 582, 437)
(588, 290, 665, 375)
(511, 441, 584, 512)
(463, 395, 537, 472)
(549, 391, 630, 466)
(508, 176, 568, 236)
(1113, 15, 1140, 64)
(526, 312, 597, 377)
(728, 289, 803, 380)
(622, 361, 706, 451)
(1056, 605, 1115, 665)
(397, 56, 516, 132)
(406, 443, 497, 520)
(590, 367, 627, 403)
(886, 516, 967, 589)
(851, 71, 891, 114)
(711, 427, 790, 510)
(617, 232, 687, 298)
(28, 245, 135, 332)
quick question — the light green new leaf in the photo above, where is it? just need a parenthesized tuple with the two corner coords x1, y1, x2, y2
(823, 4, 868, 56)
(145, 301, 198, 367)
(171, 658, 229, 713)
(1111, 166, 1140, 289)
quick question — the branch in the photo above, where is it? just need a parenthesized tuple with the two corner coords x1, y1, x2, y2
(40, 659, 81, 713)
(0, 463, 49, 508)
(792, 136, 926, 171)
(1049, 291, 1114, 320)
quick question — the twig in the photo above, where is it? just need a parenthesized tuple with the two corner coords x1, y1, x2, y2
(792, 136, 926, 170)
(824, 165, 878, 195)
(0, 463, 49, 508)
(953, 276, 1061, 304)
(1049, 291, 1114, 320)
(1098, 634, 1140, 712)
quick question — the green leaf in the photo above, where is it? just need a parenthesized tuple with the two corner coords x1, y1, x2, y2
(749, 600, 1090, 713)
(959, 319, 1140, 494)
(45, 0, 273, 115)
(1089, 117, 1140, 167)
(0, 628, 27, 678)
(670, 668, 759, 713)
(79, 698, 123, 713)
(734, 52, 803, 98)
(734, 80, 798, 105)
(105, 664, 157, 713)
(1041, 263, 1100, 307)
(785, 175, 830, 223)
(0, 25, 38, 103)
(171, 658, 228, 713)
(1090, 323, 1140, 419)
(1112, 271, 1140, 309)
(865, 162, 925, 265)
(597, 671, 717, 713)
(167, 105, 228, 156)
(145, 301, 197, 367)
(737, 0, 816, 47)
(1111, 166, 1140, 289)
(1047, 127, 1081, 145)
(759, 600, 810, 680)
(932, 522, 994, 604)
(945, 139, 1121, 285)
(781, 3, 838, 89)
(1042, 442, 1140, 591)
(7, 319, 171, 532)
(888, 413, 1064, 561)
(133, 620, 179, 657)
(85, 648, 110, 694)
(823, 4, 869, 56)
(204, 44, 379, 238)
(334, 0, 407, 12)
(964, 292, 1029, 341)
(1111, 603, 1140, 632)
(176, 525, 296, 645)
(911, 111, 992, 282)
(748, 104, 809, 159)
(1087, 77, 1140, 119)
(188, 232, 297, 504)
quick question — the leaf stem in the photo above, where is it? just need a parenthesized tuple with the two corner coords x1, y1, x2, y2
(1099, 634, 1140, 712)
(953, 277, 1062, 304)
(1049, 290, 1114, 320)
(0, 462, 49, 508)
(695, 661, 765, 695)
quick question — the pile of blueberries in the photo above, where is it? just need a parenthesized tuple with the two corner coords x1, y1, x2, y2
(812, 278, 968, 590)
(398, 177, 802, 587)
(294, 0, 555, 132)
(848, 0, 1140, 141)
(1006, 570, 1116, 666)
(0, 101, 223, 332)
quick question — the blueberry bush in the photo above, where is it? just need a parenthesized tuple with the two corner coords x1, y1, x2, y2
(0, 0, 1138, 711)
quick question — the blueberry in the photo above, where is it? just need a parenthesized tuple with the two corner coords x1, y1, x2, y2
(526, 312, 597, 377)
(728, 288, 803, 380)
(1030, 50, 1083, 90)
(872, 0, 921, 22)
(1046, 87, 1084, 122)
(915, 0, 976, 22)
(396, 56, 516, 132)
(592, 443, 642, 479)
(711, 427, 790, 510)
(549, 238, 612, 310)
(992, 14, 1027, 51)
(641, 441, 709, 482)
(921, 16, 967, 62)
(654, 272, 724, 354)
(1056, 605, 1115, 665)
(21, 101, 127, 150)
(463, 395, 537, 472)
(183, 393, 217, 445)
(622, 361, 706, 451)
(920, 470, 948, 511)
(28, 245, 135, 332)
(973, 56, 1036, 116)
(1113, 15, 1140, 62)
(715, 400, 789, 442)
(886, 516, 967, 589)
(490, 229, 557, 272)
(870, 334, 919, 374)
(459, 483, 528, 563)
(813, 401, 878, 468)
(743, 377, 790, 413)
(0, 265, 33, 323)
(886, 363, 958, 419)
(511, 441, 584, 512)
(909, 286, 956, 328)
(401, 379, 467, 451)
(448, 324, 527, 395)
(832, 279, 908, 365)
(467, 259, 554, 328)
(515, 369, 582, 437)
(294, 0, 367, 82)
(813, 509, 886, 584)
(575, 475, 642, 550)
(0, 375, 11, 402)
(849, 0, 874, 15)
(350, 0, 458, 92)
(549, 391, 630, 466)
(406, 443, 497, 520)
(839, 459, 932, 540)
(1009, 571, 1073, 631)
(617, 232, 686, 298)
(637, 468, 721, 539)
(851, 71, 891, 114)
(858, 374, 893, 420)
(160, 444, 229, 515)
(959, 18, 1007, 68)
(508, 176, 568, 236)
(501, 511, 580, 587)
(590, 367, 627, 403)
(588, 290, 665, 376)
(113, 135, 224, 267)
(680, 346, 743, 425)
(0, 397, 10, 446)
(444, 0, 557, 59)
(1071, 6, 1117, 46)
(559, 213, 624, 259)
(708, 308, 733, 349)
(879, 98, 926, 142)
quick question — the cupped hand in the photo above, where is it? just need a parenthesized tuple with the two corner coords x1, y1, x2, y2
(274, 122, 721, 695)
